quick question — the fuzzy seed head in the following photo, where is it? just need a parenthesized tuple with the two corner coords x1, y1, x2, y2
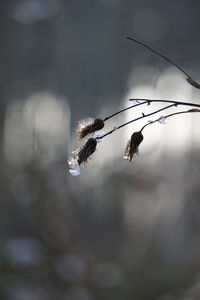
(78, 138, 97, 165)
(77, 118, 104, 139)
(124, 131, 144, 162)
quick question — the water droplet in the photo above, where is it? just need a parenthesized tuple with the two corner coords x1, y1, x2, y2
(134, 99, 143, 104)
(68, 154, 81, 176)
(123, 153, 128, 160)
(123, 141, 130, 160)
(69, 165, 81, 176)
(158, 116, 167, 124)
(93, 130, 105, 142)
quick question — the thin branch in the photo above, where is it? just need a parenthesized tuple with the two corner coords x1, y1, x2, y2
(126, 36, 200, 89)
(103, 98, 200, 123)
(140, 108, 200, 132)
(129, 98, 200, 109)
(103, 100, 148, 121)
(97, 104, 175, 140)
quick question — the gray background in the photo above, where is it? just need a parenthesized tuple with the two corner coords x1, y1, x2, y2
(1, 1, 200, 300)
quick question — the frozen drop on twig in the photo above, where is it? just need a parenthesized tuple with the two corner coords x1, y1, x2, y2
(68, 151, 81, 176)
(69, 163, 81, 176)
(157, 116, 167, 124)
(131, 99, 146, 104)
(93, 129, 105, 142)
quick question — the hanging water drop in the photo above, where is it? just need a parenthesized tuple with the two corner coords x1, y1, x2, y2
(158, 116, 167, 124)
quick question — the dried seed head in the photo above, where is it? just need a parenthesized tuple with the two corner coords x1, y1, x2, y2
(124, 131, 144, 162)
(77, 118, 104, 139)
(78, 138, 97, 165)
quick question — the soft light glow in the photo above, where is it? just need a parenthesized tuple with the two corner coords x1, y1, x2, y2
(8, 0, 61, 24)
(4, 92, 70, 167)
(124, 65, 196, 156)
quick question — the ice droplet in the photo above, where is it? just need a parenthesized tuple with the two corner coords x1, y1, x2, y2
(68, 152, 81, 176)
(133, 99, 144, 104)
(69, 165, 81, 176)
(123, 152, 128, 160)
(158, 116, 167, 124)
(93, 129, 105, 142)
(123, 140, 130, 160)
(68, 159, 81, 176)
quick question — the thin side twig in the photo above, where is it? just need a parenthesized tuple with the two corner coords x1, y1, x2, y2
(140, 108, 200, 132)
(103, 100, 148, 121)
(97, 103, 175, 140)
(129, 98, 200, 109)
(127, 36, 200, 89)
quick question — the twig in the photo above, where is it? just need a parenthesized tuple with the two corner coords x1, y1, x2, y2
(103, 100, 148, 121)
(97, 104, 175, 140)
(103, 99, 200, 124)
(129, 98, 200, 109)
(127, 36, 200, 89)
(140, 108, 200, 132)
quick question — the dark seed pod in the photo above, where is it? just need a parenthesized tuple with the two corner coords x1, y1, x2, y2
(124, 131, 144, 162)
(78, 138, 97, 165)
(77, 118, 104, 139)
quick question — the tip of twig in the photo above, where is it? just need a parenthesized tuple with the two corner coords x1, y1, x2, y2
(126, 36, 136, 42)
(186, 77, 200, 89)
(188, 108, 200, 112)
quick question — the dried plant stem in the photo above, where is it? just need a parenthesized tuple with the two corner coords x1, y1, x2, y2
(97, 103, 175, 140)
(96, 99, 200, 140)
(140, 109, 200, 132)
(127, 36, 200, 89)
(103, 100, 148, 121)
(129, 98, 200, 109)
(103, 99, 200, 124)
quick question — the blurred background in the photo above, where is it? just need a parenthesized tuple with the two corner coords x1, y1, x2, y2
(1, 0, 200, 299)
